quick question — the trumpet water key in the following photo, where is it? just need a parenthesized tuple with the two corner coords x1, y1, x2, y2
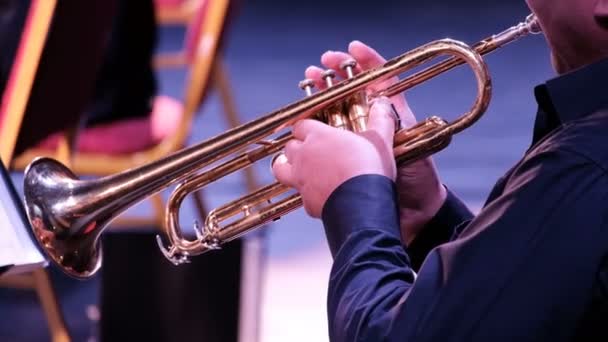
(23, 15, 542, 279)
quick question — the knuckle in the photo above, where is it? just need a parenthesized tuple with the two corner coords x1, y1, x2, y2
(303, 202, 317, 218)
(295, 174, 306, 188)
(285, 140, 298, 151)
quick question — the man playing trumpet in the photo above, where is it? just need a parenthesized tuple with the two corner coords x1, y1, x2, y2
(273, 0, 608, 340)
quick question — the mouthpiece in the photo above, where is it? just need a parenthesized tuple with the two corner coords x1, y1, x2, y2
(525, 14, 542, 35)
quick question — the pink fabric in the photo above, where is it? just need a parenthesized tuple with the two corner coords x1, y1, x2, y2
(37, 95, 183, 155)
(153, 0, 209, 62)
(154, 0, 186, 9)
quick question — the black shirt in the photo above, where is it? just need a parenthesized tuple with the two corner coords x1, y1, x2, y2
(321, 57, 608, 341)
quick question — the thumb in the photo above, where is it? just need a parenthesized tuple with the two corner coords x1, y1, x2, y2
(367, 97, 397, 145)
(271, 153, 296, 188)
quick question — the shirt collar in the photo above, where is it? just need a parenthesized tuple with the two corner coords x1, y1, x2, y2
(530, 57, 608, 145)
(535, 57, 608, 124)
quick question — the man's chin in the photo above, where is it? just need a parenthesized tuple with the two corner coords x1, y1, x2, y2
(596, 16, 608, 29)
(595, 0, 608, 29)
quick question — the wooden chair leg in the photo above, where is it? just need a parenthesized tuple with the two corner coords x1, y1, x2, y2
(0, 273, 35, 288)
(150, 193, 166, 230)
(237, 232, 267, 342)
(32, 268, 71, 342)
(212, 59, 267, 342)
(192, 189, 209, 219)
(55, 123, 80, 165)
(213, 59, 259, 193)
(55, 137, 73, 167)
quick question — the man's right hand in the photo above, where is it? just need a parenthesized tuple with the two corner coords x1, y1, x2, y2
(306, 40, 447, 245)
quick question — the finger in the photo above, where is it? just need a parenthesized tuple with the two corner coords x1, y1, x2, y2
(305, 65, 328, 90)
(292, 119, 328, 141)
(348, 40, 387, 70)
(366, 97, 397, 145)
(271, 153, 297, 188)
(303, 201, 321, 219)
(284, 139, 303, 162)
(349, 40, 403, 91)
(320, 50, 362, 79)
(348, 40, 414, 121)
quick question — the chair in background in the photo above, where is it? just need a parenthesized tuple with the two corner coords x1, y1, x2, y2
(155, 0, 204, 26)
(11, 0, 265, 341)
(0, 1, 119, 341)
(12, 0, 259, 232)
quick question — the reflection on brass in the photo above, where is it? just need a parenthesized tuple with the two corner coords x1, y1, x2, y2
(22, 15, 541, 279)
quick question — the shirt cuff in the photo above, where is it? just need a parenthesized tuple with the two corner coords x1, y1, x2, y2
(321, 174, 401, 258)
(406, 187, 473, 271)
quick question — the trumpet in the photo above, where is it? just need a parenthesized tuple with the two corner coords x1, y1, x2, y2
(23, 14, 542, 279)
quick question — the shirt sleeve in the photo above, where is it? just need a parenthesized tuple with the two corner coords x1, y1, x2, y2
(320, 148, 608, 342)
(406, 188, 474, 271)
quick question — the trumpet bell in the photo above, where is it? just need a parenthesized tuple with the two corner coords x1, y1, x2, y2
(24, 157, 102, 279)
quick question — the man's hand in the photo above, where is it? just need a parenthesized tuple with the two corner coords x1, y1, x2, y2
(297, 41, 447, 245)
(272, 97, 397, 218)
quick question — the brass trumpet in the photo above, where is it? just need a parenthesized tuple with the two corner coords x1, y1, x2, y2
(23, 15, 542, 279)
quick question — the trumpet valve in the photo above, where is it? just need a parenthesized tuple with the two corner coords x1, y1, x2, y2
(320, 69, 351, 129)
(322, 69, 336, 87)
(345, 92, 369, 133)
(338, 60, 369, 132)
(324, 59, 368, 132)
(326, 111, 350, 130)
(298, 78, 315, 96)
(340, 59, 357, 78)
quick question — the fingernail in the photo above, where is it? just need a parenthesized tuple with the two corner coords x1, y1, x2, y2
(305, 65, 319, 73)
(371, 96, 392, 107)
(321, 50, 334, 59)
(271, 152, 288, 166)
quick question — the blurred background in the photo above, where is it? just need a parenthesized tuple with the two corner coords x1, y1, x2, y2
(0, 0, 554, 341)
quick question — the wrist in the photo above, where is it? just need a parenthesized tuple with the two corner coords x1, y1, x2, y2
(399, 181, 447, 245)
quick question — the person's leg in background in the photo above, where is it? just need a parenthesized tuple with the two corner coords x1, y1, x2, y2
(83, 0, 157, 126)
(0, 0, 31, 95)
